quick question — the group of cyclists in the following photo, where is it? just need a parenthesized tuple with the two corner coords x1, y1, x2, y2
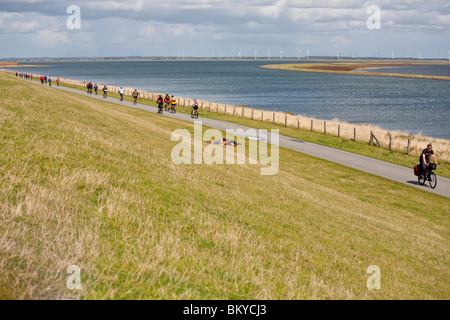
(156, 94, 177, 114)
(15, 72, 60, 86)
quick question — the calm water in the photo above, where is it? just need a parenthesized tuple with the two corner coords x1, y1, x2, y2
(11, 60, 450, 139)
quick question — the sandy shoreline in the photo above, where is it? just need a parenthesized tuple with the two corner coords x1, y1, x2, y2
(260, 62, 450, 81)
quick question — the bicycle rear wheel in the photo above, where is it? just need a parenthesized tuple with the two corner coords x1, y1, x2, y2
(428, 172, 437, 189)
(418, 174, 426, 185)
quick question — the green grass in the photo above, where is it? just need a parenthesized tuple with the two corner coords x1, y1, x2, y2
(54, 77, 450, 179)
(1, 71, 449, 300)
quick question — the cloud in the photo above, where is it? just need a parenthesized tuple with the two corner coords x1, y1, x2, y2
(0, 0, 449, 58)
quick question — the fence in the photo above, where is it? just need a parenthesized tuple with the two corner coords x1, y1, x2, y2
(5, 69, 450, 162)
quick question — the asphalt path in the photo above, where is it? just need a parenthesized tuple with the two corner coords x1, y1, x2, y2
(34, 81, 450, 198)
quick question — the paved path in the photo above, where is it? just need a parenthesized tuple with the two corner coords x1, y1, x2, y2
(39, 82, 450, 198)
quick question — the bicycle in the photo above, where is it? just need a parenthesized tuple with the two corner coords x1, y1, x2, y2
(133, 96, 138, 105)
(158, 104, 163, 114)
(191, 108, 199, 119)
(170, 104, 177, 114)
(417, 163, 437, 189)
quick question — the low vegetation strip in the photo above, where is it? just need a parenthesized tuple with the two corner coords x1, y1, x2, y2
(0, 72, 449, 299)
(261, 62, 450, 81)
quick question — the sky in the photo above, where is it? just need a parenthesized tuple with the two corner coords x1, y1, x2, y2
(0, 0, 449, 59)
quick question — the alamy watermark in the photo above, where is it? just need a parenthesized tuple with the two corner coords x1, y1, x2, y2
(366, 265, 381, 290)
(367, 5, 381, 30)
(66, 5, 81, 30)
(66, 265, 82, 290)
(171, 122, 279, 176)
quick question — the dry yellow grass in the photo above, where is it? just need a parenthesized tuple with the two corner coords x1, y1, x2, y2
(0, 71, 449, 300)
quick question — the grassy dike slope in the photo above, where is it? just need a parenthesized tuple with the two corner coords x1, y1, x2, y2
(0, 72, 449, 299)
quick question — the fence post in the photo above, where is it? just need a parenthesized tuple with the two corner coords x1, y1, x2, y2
(389, 133, 392, 151)
(251, 109, 254, 120)
(324, 122, 327, 134)
(241, 108, 244, 118)
(370, 131, 373, 146)
(354, 128, 356, 142)
(285, 115, 288, 127)
(233, 107, 235, 117)
(311, 119, 313, 132)
(224, 105, 227, 115)
(407, 137, 411, 155)
(338, 124, 341, 138)
(261, 111, 264, 121)
(297, 117, 300, 129)
(273, 113, 276, 124)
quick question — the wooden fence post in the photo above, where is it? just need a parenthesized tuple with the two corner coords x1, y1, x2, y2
(370, 131, 373, 146)
(354, 128, 356, 142)
(224, 105, 227, 115)
(261, 111, 264, 121)
(389, 133, 392, 151)
(241, 108, 244, 118)
(232, 107, 235, 117)
(324, 122, 327, 134)
(338, 124, 341, 138)
(285, 115, 288, 127)
(251, 109, 254, 120)
(273, 113, 276, 124)
(297, 117, 300, 129)
(311, 119, 313, 132)
(407, 137, 411, 155)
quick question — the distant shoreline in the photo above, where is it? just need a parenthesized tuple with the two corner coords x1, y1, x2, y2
(260, 62, 450, 81)
(0, 62, 47, 68)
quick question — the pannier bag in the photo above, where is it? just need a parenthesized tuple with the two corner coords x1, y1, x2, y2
(414, 165, 420, 176)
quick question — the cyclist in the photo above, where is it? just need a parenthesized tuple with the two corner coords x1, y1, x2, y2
(156, 95, 164, 113)
(191, 98, 199, 118)
(164, 94, 171, 111)
(420, 143, 438, 180)
(119, 87, 124, 101)
(170, 96, 177, 113)
(132, 89, 139, 104)
(94, 84, 98, 95)
(102, 85, 108, 98)
(48, 76, 52, 86)
(56, 78, 60, 86)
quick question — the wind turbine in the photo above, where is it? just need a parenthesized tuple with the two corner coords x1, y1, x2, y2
(255, 51, 257, 60)
(268, 49, 271, 60)
(279, 50, 283, 59)
(307, 50, 310, 59)
(238, 50, 242, 59)
(337, 50, 340, 60)
(419, 52, 423, 60)
(392, 51, 394, 60)
(298, 50, 301, 60)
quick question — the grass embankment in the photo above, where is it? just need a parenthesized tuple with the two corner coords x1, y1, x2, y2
(1, 71, 449, 299)
(261, 62, 450, 81)
(55, 77, 450, 178)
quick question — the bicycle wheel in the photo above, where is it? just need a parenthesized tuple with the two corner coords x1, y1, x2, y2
(418, 173, 426, 185)
(428, 172, 437, 189)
